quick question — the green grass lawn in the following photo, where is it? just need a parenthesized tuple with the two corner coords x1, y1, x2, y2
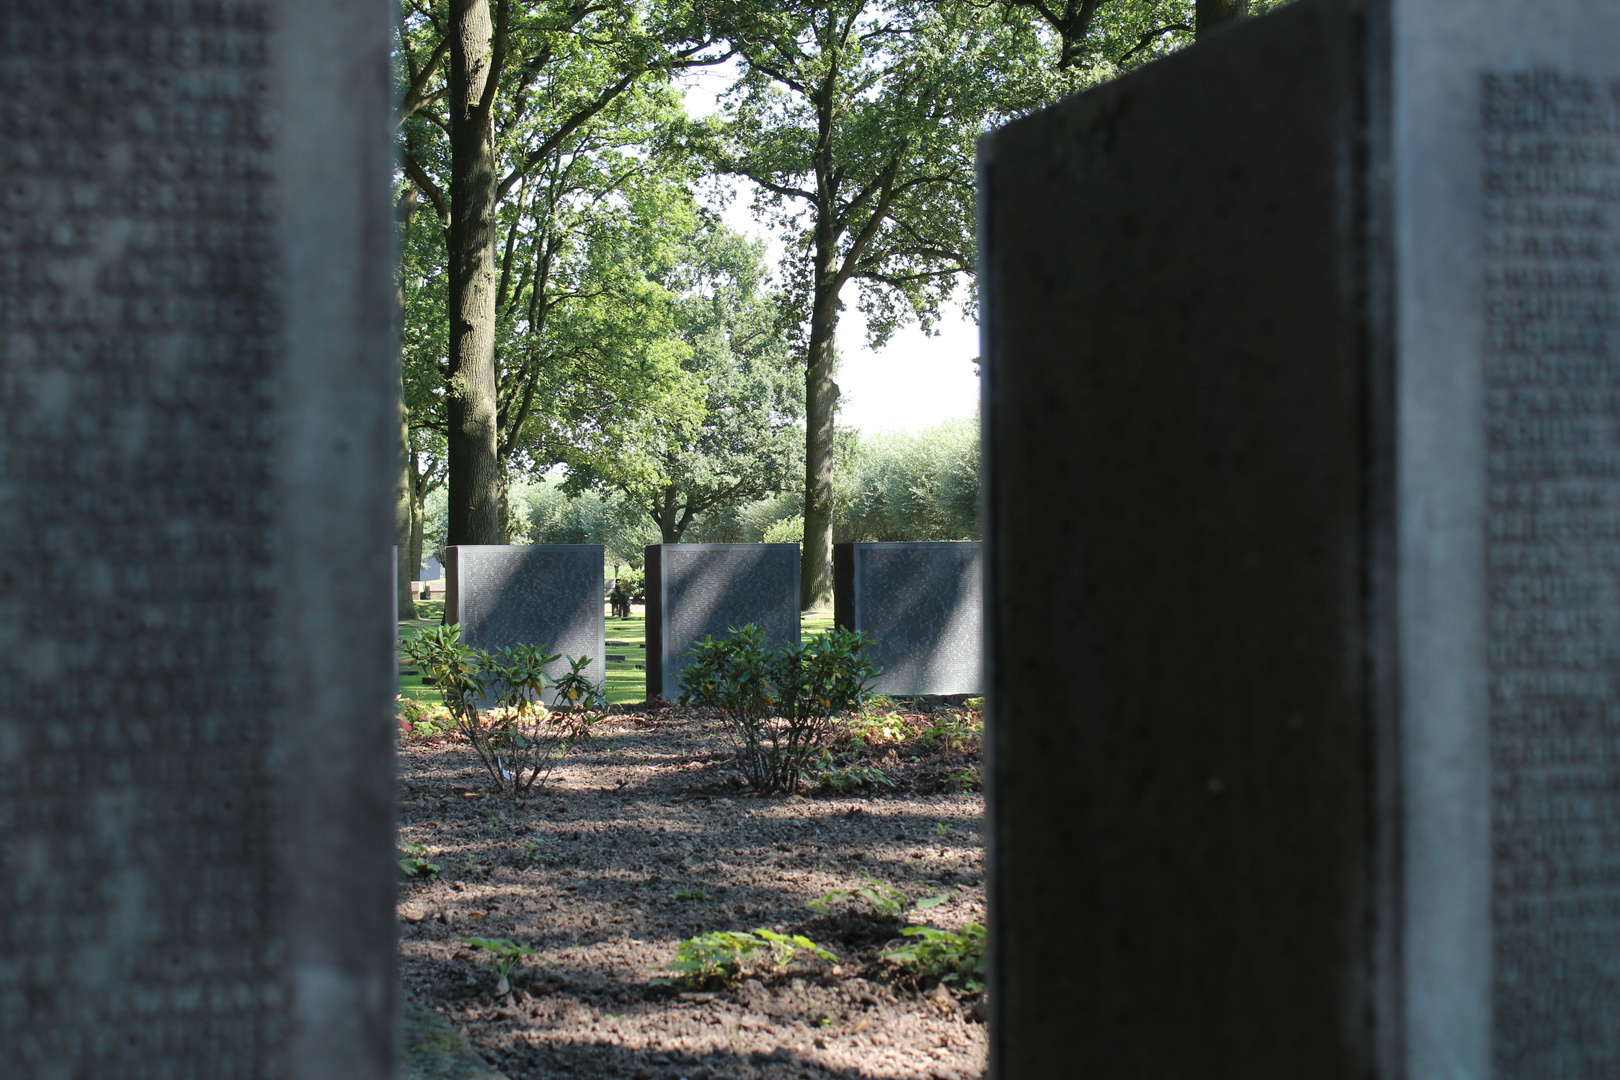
(398, 605, 839, 706)
(603, 612, 646, 704)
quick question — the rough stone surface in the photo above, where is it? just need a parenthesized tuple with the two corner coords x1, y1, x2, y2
(444, 546, 607, 697)
(0, 2, 396, 1077)
(402, 993, 509, 1080)
(834, 543, 981, 696)
(645, 545, 799, 700)
(981, 0, 1620, 1077)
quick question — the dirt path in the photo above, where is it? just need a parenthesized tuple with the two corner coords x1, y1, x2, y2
(397, 703, 987, 1080)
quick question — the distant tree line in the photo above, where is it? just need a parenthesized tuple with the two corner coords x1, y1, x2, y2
(418, 418, 979, 579)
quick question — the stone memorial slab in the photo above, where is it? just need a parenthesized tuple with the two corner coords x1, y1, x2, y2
(834, 542, 981, 696)
(645, 544, 799, 700)
(0, 1, 395, 1077)
(443, 545, 606, 696)
(982, 1, 1620, 1076)
(419, 555, 442, 582)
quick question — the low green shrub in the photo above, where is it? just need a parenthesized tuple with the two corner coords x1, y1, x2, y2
(809, 880, 944, 923)
(652, 929, 837, 987)
(845, 697, 909, 744)
(397, 843, 440, 880)
(679, 624, 879, 793)
(403, 624, 603, 796)
(396, 696, 455, 739)
(882, 923, 985, 992)
(922, 710, 982, 756)
(815, 758, 894, 794)
(761, 515, 804, 545)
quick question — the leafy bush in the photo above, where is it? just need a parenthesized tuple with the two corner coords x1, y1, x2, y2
(396, 696, 455, 739)
(835, 419, 978, 542)
(653, 929, 837, 988)
(882, 923, 985, 992)
(616, 565, 646, 603)
(762, 514, 804, 544)
(845, 697, 909, 744)
(679, 624, 879, 793)
(403, 624, 602, 796)
(922, 710, 982, 757)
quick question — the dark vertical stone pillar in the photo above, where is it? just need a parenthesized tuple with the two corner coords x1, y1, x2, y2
(981, 0, 1620, 1076)
(0, 1, 396, 1076)
(644, 543, 665, 700)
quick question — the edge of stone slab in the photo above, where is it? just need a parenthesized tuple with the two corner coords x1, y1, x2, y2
(402, 991, 510, 1080)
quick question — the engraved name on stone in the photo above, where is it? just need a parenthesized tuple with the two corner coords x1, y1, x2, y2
(0, 4, 284, 1075)
(1484, 69, 1620, 1076)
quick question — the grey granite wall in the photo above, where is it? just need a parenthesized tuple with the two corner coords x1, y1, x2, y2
(444, 545, 606, 697)
(834, 542, 981, 696)
(0, 2, 396, 1076)
(645, 544, 799, 700)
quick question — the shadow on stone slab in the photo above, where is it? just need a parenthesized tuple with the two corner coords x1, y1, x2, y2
(403, 991, 510, 1080)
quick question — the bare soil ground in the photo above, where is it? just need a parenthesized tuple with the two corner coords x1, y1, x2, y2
(397, 701, 987, 1080)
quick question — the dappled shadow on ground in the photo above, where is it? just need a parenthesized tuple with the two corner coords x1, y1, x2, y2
(397, 707, 986, 1080)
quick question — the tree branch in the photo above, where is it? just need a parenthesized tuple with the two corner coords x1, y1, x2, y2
(727, 168, 817, 205)
(496, 68, 642, 200)
(401, 151, 448, 220)
(399, 34, 449, 124)
(1119, 22, 1192, 62)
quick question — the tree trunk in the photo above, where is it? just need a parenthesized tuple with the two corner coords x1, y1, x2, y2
(394, 189, 419, 621)
(498, 476, 514, 542)
(654, 486, 681, 544)
(409, 489, 425, 584)
(395, 382, 418, 621)
(801, 275, 840, 611)
(1194, 0, 1249, 36)
(446, 0, 502, 545)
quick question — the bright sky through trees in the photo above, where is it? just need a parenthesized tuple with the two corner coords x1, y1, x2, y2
(680, 66, 981, 436)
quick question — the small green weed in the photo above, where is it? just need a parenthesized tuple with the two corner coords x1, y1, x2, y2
(882, 923, 985, 992)
(652, 929, 837, 987)
(671, 889, 709, 902)
(922, 711, 982, 756)
(517, 837, 560, 867)
(809, 880, 946, 923)
(397, 843, 440, 880)
(465, 937, 535, 995)
(816, 758, 894, 794)
(846, 698, 908, 743)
